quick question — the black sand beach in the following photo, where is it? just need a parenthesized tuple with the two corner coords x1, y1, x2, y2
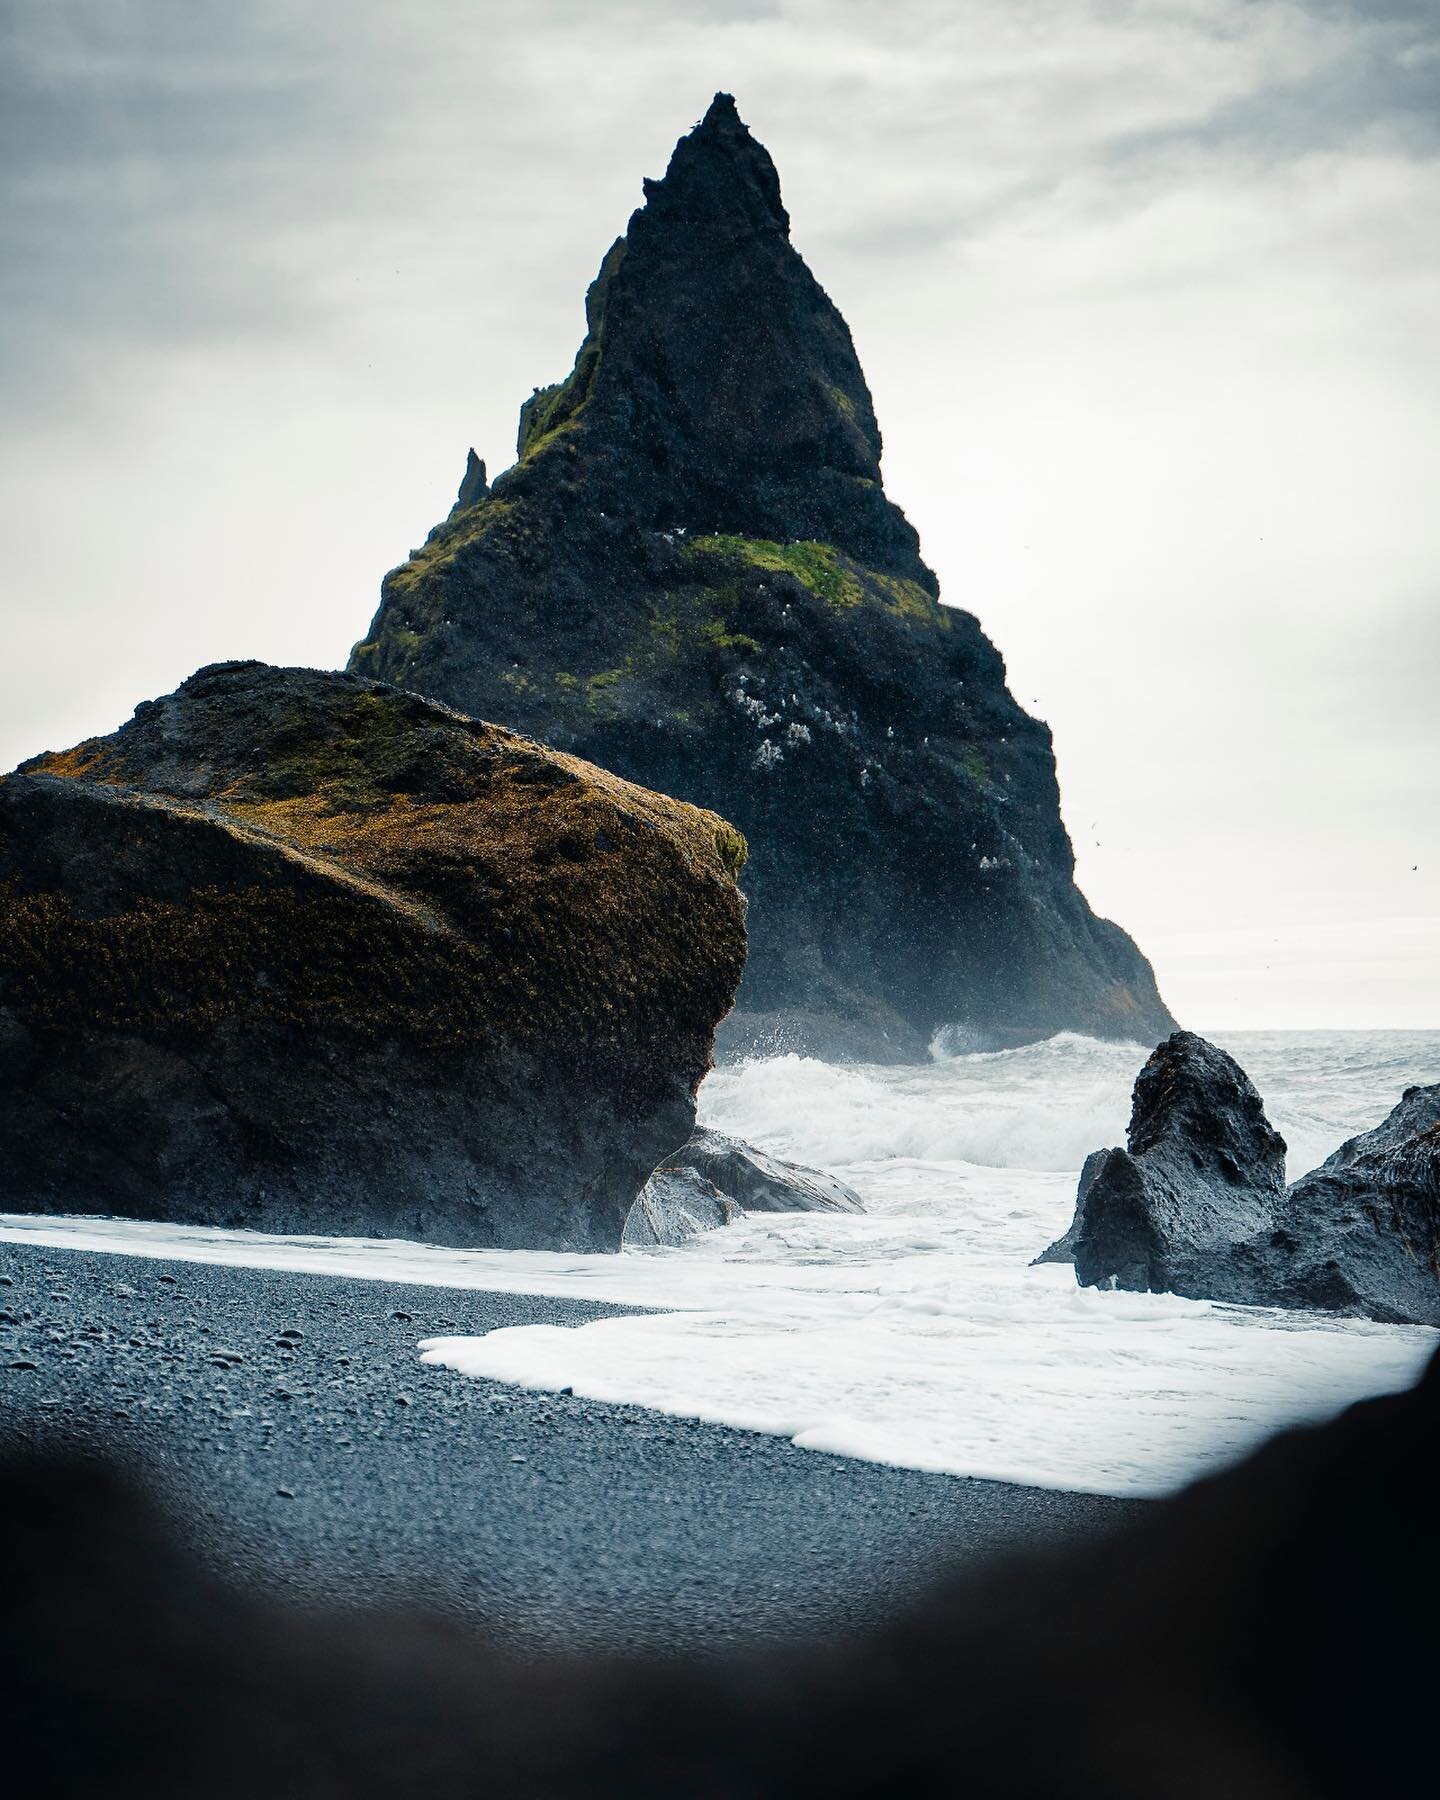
(1, 1239, 1142, 1656)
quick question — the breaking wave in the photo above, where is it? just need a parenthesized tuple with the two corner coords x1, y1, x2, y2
(700, 1028, 1440, 1182)
(6, 1029, 1436, 1496)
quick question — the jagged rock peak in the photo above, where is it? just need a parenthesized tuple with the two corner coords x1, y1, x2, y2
(348, 97, 1177, 1058)
(500, 89, 893, 562)
(454, 448, 488, 511)
(636, 92, 790, 239)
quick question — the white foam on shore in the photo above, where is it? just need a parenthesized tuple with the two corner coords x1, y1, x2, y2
(5, 1029, 1437, 1497)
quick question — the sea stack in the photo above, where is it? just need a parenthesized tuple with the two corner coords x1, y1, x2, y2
(350, 94, 1175, 1060)
(0, 663, 748, 1249)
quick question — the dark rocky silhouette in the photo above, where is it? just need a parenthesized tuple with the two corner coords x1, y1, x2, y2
(1277, 1083, 1440, 1323)
(623, 1126, 863, 1246)
(1038, 1031, 1287, 1289)
(350, 94, 1174, 1061)
(0, 662, 746, 1250)
(6, 1348, 1437, 1797)
(1044, 1034, 1440, 1325)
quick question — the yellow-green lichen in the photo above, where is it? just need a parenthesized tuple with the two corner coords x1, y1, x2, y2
(518, 338, 600, 461)
(685, 535, 865, 609)
(871, 570, 945, 626)
(7, 686, 750, 1113)
(696, 618, 761, 655)
(959, 746, 989, 785)
(386, 497, 515, 594)
(712, 822, 748, 879)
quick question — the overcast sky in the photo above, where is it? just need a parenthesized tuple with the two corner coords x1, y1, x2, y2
(2, 0, 1437, 1030)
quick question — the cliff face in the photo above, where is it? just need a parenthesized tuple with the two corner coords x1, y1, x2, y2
(0, 663, 746, 1248)
(351, 93, 1174, 1059)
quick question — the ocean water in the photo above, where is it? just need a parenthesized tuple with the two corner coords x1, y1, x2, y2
(3, 1030, 1436, 1496)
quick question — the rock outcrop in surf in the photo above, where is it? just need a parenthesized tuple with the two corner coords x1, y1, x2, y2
(624, 1126, 863, 1247)
(1044, 1032, 1440, 1325)
(1037, 1031, 1287, 1283)
(1279, 1085, 1440, 1323)
(0, 662, 747, 1250)
(349, 93, 1175, 1060)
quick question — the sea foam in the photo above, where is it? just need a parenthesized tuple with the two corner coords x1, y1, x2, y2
(5, 1030, 1437, 1497)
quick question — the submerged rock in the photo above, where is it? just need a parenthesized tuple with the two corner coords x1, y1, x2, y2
(0, 662, 747, 1250)
(1045, 1033, 1440, 1325)
(624, 1126, 863, 1247)
(349, 93, 1175, 1061)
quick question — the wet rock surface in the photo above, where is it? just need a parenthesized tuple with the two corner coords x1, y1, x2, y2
(621, 1168, 740, 1249)
(624, 1127, 863, 1247)
(0, 662, 747, 1249)
(1046, 1033, 1440, 1324)
(350, 93, 1174, 1060)
(1276, 1084, 1440, 1323)
(1040, 1032, 1287, 1292)
(675, 1127, 864, 1216)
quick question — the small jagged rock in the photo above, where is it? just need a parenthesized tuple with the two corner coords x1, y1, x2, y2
(0, 662, 747, 1250)
(1273, 1084, 1440, 1324)
(1045, 1034, 1440, 1325)
(1039, 1032, 1286, 1292)
(621, 1168, 740, 1249)
(623, 1126, 863, 1247)
(454, 448, 488, 511)
(349, 93, 1175, 1060)
(674, 1127, 863, 1216)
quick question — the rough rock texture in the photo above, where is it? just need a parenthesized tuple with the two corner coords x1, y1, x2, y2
(1275, 1084, 1440, 1323)
(349, 93, 1175, 1061)
(623, 1125, 864, 1247)
(1031, 1147, 1111, 1266)
(676, 1127, 864, 1216)
(0, 662, 747, 1250)
(1039, 1032, 1287, 1289)
(1045, 1034, 1440, 1325)
(621, 1167, 739, 1249)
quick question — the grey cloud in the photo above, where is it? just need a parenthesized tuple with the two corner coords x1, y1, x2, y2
(1107, 33, 1440, 167)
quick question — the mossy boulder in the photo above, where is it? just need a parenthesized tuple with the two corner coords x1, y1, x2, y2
(350, 94, 1174, 1058)
(0, 662, 747, 1249)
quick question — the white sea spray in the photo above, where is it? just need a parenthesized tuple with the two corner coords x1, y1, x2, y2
(5, 1030, 1436, 1497)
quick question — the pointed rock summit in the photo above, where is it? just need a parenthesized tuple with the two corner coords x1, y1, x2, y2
(352, 96, 1175, 1056)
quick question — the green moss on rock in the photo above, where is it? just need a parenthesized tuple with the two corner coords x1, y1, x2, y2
(4, 664, 748, 1104)
(685, 535, 865, 609)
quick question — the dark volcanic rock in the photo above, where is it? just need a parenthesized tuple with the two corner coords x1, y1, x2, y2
(1275, 1084, 1440, 1324)
(349, 93, 1175, 1061)
(1046, 1034, 1440, 1325)
(622, 1167, 740, 1248)
(624, 1125, 864, 1247)
(1040, 1032, 1287, 1292)
(0, 662, 747, 1250)
(1031, 1147, 1110, 1265)
(676, 1127, 864, 1216)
